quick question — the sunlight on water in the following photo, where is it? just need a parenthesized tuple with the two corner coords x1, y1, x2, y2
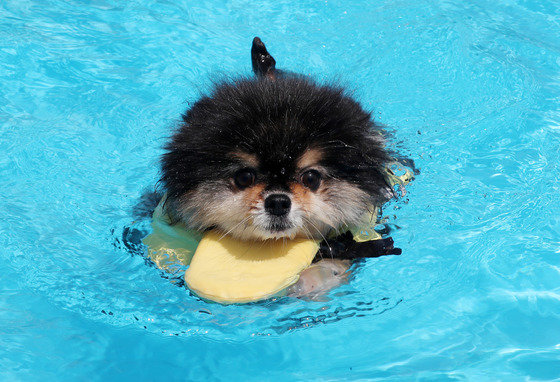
(1, 0, 559, 379)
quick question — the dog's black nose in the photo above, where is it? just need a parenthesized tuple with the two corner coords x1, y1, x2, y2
(264, 194, 291, 216)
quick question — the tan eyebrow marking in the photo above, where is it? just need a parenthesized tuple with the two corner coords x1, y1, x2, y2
(297, 148, 323, 169)
(230, 151, 259, 167)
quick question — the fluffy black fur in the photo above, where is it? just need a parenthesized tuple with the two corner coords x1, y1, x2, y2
(162, 77, 392, 204)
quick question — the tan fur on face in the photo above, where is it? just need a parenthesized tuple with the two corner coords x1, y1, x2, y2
(315, 180, 371, 227)
(290, 180, 370, 239)
(176, 181, 273, 240)
(229, 151, 259, 167)
(176, 181, 247, 232)
(297, 148, 323, 169)
(172, 152, 371, 240)
(290, 183, 310, 208)
(174, 177, 371, 241)
(242, 183, 265, 211)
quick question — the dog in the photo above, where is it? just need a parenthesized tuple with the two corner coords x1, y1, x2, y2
(156, 37, 402, 296)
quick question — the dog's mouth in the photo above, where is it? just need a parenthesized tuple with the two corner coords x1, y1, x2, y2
(241, 212, 304, 240)
(267, 217, 294, 233)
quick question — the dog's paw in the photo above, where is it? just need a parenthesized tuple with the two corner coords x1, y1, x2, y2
(287, 259, 351, 300)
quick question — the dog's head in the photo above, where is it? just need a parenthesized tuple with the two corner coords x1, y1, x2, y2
(161, 77, 393, 240)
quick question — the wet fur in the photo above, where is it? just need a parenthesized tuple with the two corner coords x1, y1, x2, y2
(160, 76, 394, 241)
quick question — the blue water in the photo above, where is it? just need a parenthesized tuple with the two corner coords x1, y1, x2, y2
(1, 0, 559, 380)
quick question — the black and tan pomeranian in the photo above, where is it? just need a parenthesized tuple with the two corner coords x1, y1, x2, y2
(150, 38, 405, 293)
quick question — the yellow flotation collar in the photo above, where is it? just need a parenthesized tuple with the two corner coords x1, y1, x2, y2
(142, 199, 201, 276)
(185, 231, 319, 303)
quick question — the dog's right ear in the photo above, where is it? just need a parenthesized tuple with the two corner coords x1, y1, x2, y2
(251, 37, 276, 79)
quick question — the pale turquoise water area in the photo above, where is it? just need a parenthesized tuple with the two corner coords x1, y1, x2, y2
(1, 0, 559, 380)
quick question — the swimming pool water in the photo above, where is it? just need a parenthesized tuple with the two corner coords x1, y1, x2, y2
(1, 0, 559, 380)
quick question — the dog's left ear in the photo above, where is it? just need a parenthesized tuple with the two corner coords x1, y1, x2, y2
(251, 37, 276, 79)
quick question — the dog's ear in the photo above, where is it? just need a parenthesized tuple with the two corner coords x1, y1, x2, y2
(251, 37, 276, 79)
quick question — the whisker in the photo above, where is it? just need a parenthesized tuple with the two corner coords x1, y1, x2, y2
(301, 225, 322, 261)
(300, 225, 313, 240)
(303, 216, 332, 259)
(218, 216, 251, 240)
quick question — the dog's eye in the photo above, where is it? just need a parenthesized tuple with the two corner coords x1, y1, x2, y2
(301, 170, 321, 191)
(234, 169, 256, 189)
